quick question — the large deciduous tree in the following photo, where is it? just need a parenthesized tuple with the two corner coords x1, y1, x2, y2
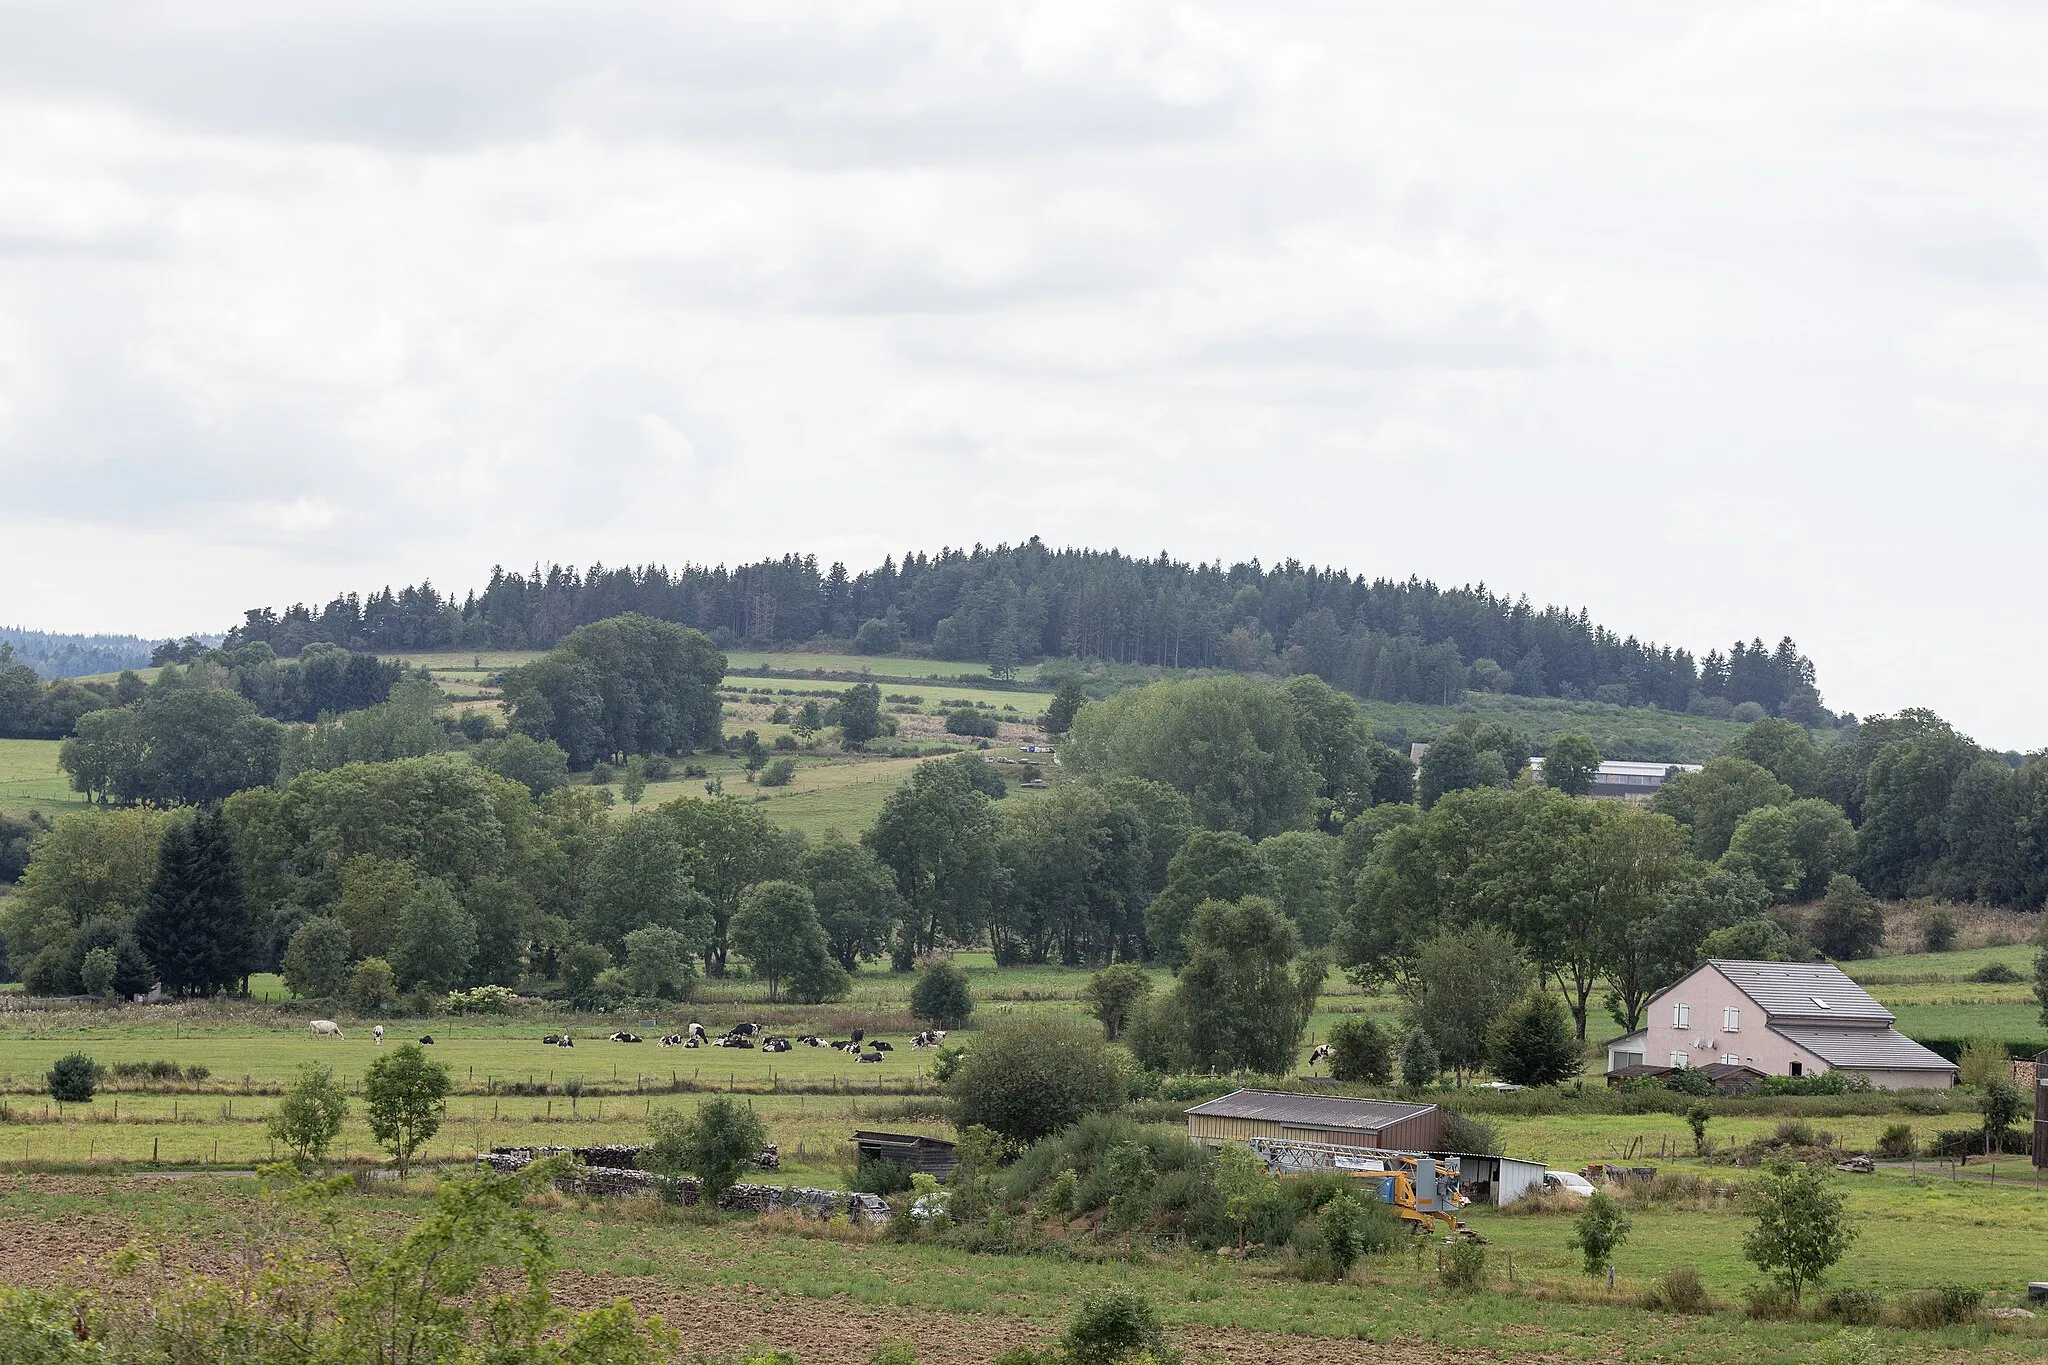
(1137, 896, 1323, 1075)
(660, 795, 796, 974)
(1651, 757, 1791, 860)
(1144, 830, 1272, 970)
(799, 834, 906, 970)
(866, 756, 1001, 957)
(502, 613, 724, 766)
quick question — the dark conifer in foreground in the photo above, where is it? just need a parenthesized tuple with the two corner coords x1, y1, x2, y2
(134, 808, 254, 997)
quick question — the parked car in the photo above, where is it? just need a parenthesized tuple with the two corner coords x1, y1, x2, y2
(1543, 1170, 1597, 1197)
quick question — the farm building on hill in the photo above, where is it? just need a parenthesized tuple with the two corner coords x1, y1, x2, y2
(1185, 1089, 1441, 1153)
(1527, 757, 1703, 801)
(1605, 959, 1956, 1090)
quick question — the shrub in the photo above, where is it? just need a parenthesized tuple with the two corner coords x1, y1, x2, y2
(79, 947, 118, 999)
(1084, 963, 1153, 1042)
(445, 984, 518, 1014)
(282, 917, 353, 1000)
(1743, 1284, 1798, 1319)
(944, 710, 1000, 738)
(1439, 1240, 1486, 1291)
(1743, 1159, 1857, 1305)
(1922, 909, 1957, 953)
(1686, 1103, 1711, 1154)
(1895, 1284, 1982, 1328)
(948, 1016, 1126, 1146)
(1401, 1030, 1439, 1087)
(349, 956, 397, 1014)
(589, 760, 615, 785)
(47, 1052, 97, 1103)
(1568, 1191, 1632, 1275)
(1438, 1110, 1501, 1156)
(1812, 875, 1884, 960)
(269, 1063, 348, 1167)
(1638, 1265, 1710, 1314)
(909, 961, 974, 1029)
(1958, 1035, 2009, 1089)
(1060, 1290, 1178, 1365)
(1325, 1016, 1392, 1085)
(851, 1153, 913, 1196)
(1969, 961, 2021, 983)
(363, 1043, 451, 1180)
(1816, 1288, 1884, 1325)
(1875, 1123, 1914, 1159)
(646, 1097, 767, 1204)
(758, 758, 798, 788)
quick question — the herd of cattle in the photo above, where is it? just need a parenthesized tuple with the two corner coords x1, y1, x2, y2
(309, 1016, 949, 1062)
(541, 1021, 949, 1063)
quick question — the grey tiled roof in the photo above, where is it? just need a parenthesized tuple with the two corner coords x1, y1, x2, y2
(1772, 1025, 1956, 1073)
(1184, 1089, 1437, 1130)
(1711, 960, 1893, 1024)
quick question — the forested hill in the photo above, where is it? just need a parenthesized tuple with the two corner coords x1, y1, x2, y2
(0, 628, 159, 679)
(221, 538, 1829, 722)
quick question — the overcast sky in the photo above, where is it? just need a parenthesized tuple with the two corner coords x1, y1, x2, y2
(1, 2, 2042, 746)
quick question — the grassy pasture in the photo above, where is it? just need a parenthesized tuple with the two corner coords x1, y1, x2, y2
(0, 737, 86, 817)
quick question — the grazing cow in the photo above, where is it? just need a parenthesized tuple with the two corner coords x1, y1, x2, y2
(868, 1040, 892, 1052)
(730, 1022, 760, 1038)
(609, 1031, 643, 1044)
(1308, 1043, 1334, 1068)
(857, 1051, 884, 1063)
(372, 1025, 385, 1046)
(418, 1035, 435, 1045)
(309, 1020, 344, 1040)
(849, 1027, 864, 1045)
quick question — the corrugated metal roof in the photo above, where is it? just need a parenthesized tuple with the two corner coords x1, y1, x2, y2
(1183, 1089, 1437, 1130)
(1772, 1026, 1956, 1072)
(1710, 960, 1894, 1024)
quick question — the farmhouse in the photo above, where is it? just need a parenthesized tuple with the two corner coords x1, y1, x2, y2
(1605, 959, 1957, 1090)
(1185, 1089, 1442, 1152)
(1526, 756, 1703, 801)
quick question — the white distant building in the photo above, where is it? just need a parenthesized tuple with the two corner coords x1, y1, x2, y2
(1528, 757, 1700, 802)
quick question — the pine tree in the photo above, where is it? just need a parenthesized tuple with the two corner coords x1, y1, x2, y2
(134, 809, 252, 997)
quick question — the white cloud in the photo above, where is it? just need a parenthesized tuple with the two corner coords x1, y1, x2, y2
(0, 1, 2044, 745)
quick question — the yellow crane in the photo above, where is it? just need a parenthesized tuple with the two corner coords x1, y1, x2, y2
(1242, 1138, 1478, 1238)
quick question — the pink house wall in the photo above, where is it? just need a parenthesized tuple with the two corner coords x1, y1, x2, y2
(1639, 966, 1825, 1078)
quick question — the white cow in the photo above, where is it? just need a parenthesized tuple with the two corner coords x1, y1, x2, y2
(310, 1020, 344, 1040)
(373, 1025, 385, 1045)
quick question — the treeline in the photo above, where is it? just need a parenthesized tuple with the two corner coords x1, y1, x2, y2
(1, 639, 400, 742)
(0, 627, 156, 679)
(218, 538, 1830, 719)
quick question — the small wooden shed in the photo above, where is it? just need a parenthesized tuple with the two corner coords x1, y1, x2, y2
(1185, 1089, 1441, 1154)
(853, 1131, 959, 1181)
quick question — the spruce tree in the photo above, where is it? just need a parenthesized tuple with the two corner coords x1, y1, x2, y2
(135, 809, 252, 997)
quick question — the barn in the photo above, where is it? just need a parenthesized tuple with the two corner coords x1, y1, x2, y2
(1185, 1089, 1441, 1153)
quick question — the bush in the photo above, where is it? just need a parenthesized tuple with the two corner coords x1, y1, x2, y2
(1812, 875, 1884, 961)
(282, 917, 353, 1000)
(758, 758, 798, 788)
(1060, 1290, 1179, 1365)
(47, 1052, 97, 1103)
(1816, 1288, 1884, 1325)
(349, 957, 397, 1014)
(647, 1097, 767, 1204)
(909, 961, 974, 1029)
(1439, 1240, 1486, 1291)
(1568, 1191, 1632, 1275)
(948, 1016, 1127, 1146)
(1969, 962, 2021, 983)
(852, 1153, 913, 1196)
(1957, 1034, 2009, 1089)
(944, 709, 1000, 739)
(1743, 1284, 1798, 1319)
(269, 1063, 348, 1166)
(445, 984, 518, 1015)
(1922, 909, 1957, 953)
(1895, 1284, 1982, 1328)
(1638, 1265, 1710, 1314)
(79, 947, 118, 999)
(1875, 1123, 1914, 1159)
(1325, 1016, 1392, 1085)
(1401, 1030, 1439, 1087)
(1438, 1110, 1501, 1156)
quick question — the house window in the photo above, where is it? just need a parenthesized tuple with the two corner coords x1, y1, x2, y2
(1790, 1061, 1803, 1077)
(1723, 1007, 1739, 1032)
(1613, 1051, 1643, 1070)
(1724, 1053, 1740, 1066)
(1673, 1002, 1690, 1028)
(1669, 1052, 1689, 1069)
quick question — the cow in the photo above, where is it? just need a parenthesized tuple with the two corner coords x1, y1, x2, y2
(372, 1025, 385, 1046)
(849, 1027, 864, 1045)
(798, 1035, 823, 1047)
(868, 1040, 893, 1052)
(857, 1051, 884, 1063)
(687, 1022, 707, 1041)
(609, 1031, 643, 1043)
(418, 1036, 435, 1045)
(658, 1034, 686, 1047)
(542, 1035, 563, 1045)
(556, 1036, 574, 1048)
(1308, 1043, 1334, 1068)
(910, 1030, 946, 1048)
(762, 1037, 792, 1053)
(309, 1020, 344, 1040)
(730, 1022, 761, 1038)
